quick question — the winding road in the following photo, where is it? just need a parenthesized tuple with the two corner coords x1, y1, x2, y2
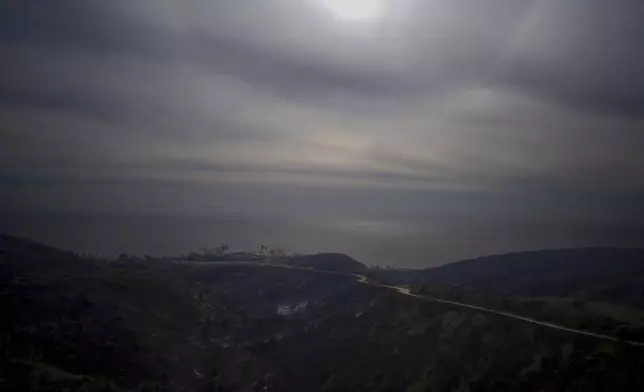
(352, 274, 644, 347)
(189, 261, 644, 347)
(277, 265, 644, 347)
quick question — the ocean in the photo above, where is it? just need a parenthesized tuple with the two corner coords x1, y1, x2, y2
(2, 212, 642, 268)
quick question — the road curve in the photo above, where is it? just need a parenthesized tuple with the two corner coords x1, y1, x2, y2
(352, 274, 644, 348)
(182, 261, 644, 347)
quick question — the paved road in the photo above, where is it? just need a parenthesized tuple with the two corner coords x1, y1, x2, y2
(184, 261, 644, 347)
(353, 275, 644, 347)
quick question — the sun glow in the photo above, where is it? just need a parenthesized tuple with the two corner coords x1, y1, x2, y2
(323, 0, 383, 21)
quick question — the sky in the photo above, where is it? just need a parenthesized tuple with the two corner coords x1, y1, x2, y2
(1, 0, 644, 267)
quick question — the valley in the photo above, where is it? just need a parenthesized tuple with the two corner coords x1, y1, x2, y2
(2, 234, 644, 391)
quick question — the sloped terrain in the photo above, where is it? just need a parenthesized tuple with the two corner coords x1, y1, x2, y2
(277, 253, 368, 273)
(375, 248, 644, 343)
(2, 235, 644, 391)
(377, 248, 644, 306)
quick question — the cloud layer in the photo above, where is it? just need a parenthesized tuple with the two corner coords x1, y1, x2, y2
(2, 0, 644, 264)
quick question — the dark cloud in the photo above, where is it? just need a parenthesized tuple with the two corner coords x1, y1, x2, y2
(5, 0, 643, 114)
(2, 0, 644, 264)
(1, 0, 402, 100)
(494, 0, 644, 118)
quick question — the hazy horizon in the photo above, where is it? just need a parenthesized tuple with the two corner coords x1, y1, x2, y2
(2, 0, 644, 267)
(3, 210, 643, 268)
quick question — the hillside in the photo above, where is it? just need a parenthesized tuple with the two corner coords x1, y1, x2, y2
(378, 248, 644, 305)
(3, 235, 644, 391)
(375, 247, 644, 342)
(277, 252, 368, 273)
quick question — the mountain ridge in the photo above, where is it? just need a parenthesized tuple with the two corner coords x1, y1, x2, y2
(277, 252, 368, 273)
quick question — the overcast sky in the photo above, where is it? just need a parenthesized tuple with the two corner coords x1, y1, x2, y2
(2, 0, 644, 266)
